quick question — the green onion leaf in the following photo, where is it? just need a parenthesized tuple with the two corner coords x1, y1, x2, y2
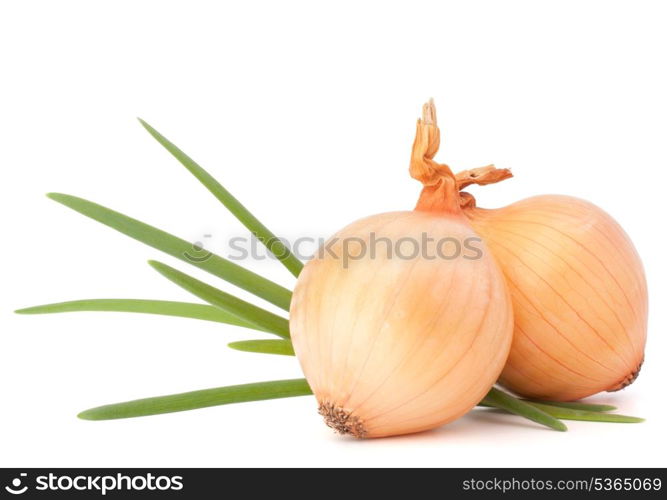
(526, 401, 644, 423)
(228, 339, 295, 356)
(481, 388, 568, 432)
(521, 399, 616, 413)
(78, 378, 312, 420)
(46, 193, 291, 311)
(139, 119, 304, 278)
(149, 260, 290, 338)
(15, 299, 266, 331)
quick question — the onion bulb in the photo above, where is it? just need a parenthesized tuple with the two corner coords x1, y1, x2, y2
(289, 102, 513, 438)
(453, 164, 647, 401)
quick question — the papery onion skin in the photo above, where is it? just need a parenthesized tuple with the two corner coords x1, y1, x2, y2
(289, 101, 513, 438)
(462, 192, 647, 401)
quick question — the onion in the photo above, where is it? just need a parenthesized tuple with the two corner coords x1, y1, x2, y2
(289, 102, 513, 438)
(453, 164, 647, 401)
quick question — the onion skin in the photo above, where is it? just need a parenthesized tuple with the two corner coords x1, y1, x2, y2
(463, 193, 648, 401)
(290, 210, 513, 437)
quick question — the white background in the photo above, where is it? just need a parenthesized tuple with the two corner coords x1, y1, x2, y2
(1, 0, 666, 467)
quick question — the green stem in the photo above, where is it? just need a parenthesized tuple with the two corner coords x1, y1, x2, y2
(228, 339, 295, 356)
(481, 388, 568, 432)
(149, 260, 290, 338)
(521, 399, 616, 413)
(15, 299, 265, 331)
(526, 401, 643, 423)
(78, 379, 312, 420)
(139, 119, 304, 278)
(47, 193, 292, 310)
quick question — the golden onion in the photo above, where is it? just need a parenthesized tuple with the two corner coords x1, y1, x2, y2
(289, 102, 513, 437)
(454, 166, 647, 401)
